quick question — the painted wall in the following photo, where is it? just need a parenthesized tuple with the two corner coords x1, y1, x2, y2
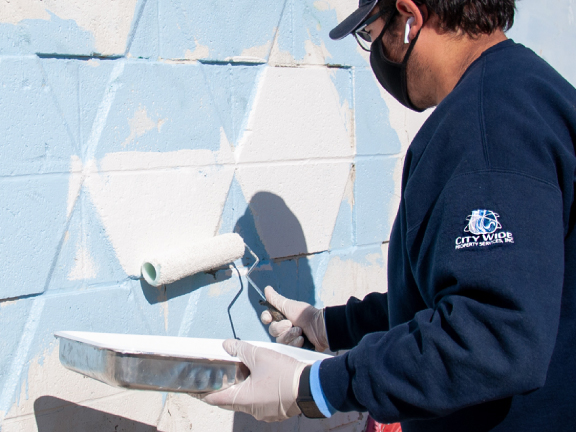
(0, 0, 574, 431)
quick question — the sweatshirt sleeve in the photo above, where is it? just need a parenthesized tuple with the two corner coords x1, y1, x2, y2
(325, 292, 390, 351)
(318, 171, 565, 423)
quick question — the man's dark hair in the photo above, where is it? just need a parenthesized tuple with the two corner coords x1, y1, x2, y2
(378, 0, 517, 36)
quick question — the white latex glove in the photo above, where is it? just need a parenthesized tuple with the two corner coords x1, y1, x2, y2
(200, 339, 307, 422)
(260, 286, 329, 352)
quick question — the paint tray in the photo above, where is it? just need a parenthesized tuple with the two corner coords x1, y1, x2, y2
(55, 331, 331, 394)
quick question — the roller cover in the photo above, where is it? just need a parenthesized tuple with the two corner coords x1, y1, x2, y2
(141, 233, 245, 287)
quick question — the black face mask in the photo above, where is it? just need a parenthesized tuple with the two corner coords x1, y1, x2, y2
(369, 17, 424, 112)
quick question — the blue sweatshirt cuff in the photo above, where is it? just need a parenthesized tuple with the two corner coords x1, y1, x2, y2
(310, 360, 337, 417)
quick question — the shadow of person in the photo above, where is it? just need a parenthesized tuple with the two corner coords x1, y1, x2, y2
(233, 191, 315, 330)
(232, 191, 316, 430)
(34, 396, 157, 431)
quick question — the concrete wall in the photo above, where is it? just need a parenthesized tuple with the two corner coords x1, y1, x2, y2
(0, 0, 573, 431)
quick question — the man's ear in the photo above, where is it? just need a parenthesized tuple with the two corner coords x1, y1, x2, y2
(396, 0, 427, 42)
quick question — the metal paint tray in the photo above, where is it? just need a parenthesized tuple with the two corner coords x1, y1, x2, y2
(55, 331, 331, 394)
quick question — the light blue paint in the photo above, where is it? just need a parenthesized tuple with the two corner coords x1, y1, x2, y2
(0, 285, 149, 410)
(0, 296, 45, 415)
(200, 63, 265, 147)
(177, 288, 203, 337)
(355, 156, 399, 245)
(273, 0, 368, 67)
(123, 0, 151, 57)
(158, 0, 286, 61)
(217, 175, 244, 237)
(84, 61, 126, 160)
(0, 14, 95, 56)
(308, 244, 387, 309)
(47, 188, 127, 292)
(0, 300, 34, 402)
(93, 61, 229, 156)
(303, 251, 331, 308)
(45, 194, 86, 292)
(330, 195, 354, 250)
(129, 0, 159, 60)
(39, 58, 83, 152)
(79, 191, 128, 285)
(355, 68, 402, 156)
(0, 175, 69, 300)
(0, 57, 75, 176)
(507, 0, 576, 87)
(0, 0, 147, 57)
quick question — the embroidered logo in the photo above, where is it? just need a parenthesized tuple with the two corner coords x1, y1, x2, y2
(465, 210, 502, 235)
(455, 209, 514, 250)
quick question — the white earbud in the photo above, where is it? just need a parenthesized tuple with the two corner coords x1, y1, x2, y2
(405, 17, 415, 44)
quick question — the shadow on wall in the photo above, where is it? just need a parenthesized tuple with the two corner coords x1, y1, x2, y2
(138, 191, 316, 341)
(232, 411, 300, 431)
(34, 396, 157, 432)
(234, 191, 316, 328)
(231, 192, 316, 427)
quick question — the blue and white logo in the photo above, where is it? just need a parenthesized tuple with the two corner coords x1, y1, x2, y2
(465, 210, 502, 235)
(455, 209, 514, 250)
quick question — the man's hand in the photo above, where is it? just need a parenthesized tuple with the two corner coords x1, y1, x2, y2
(200, 339, 306, 422)
(260, 286, 329, 352)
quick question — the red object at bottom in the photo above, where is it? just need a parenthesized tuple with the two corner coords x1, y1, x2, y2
(364, 416, 402, 432)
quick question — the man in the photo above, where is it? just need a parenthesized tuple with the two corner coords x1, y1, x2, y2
(199, 0, 576, 430)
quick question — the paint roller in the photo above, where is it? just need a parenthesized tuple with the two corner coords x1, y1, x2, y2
(141, 233, 314, 350)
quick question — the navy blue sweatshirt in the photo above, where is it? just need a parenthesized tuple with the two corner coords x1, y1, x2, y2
(320, 40, 576, 431)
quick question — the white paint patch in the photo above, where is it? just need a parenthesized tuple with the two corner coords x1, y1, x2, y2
(236, 162, 352, 259)
(318, 0, 359, 24)
(343, 164, 355, 207)
(121, 106, 165, 148)
(83, 148, 235, 277)
(304, 38, 333, 64)
(269, 34, 333, 66)
(0, 1, 49, 24)
(184, 40, 210, 61)
(68, 242, 97, 281)
(234, 66, 353, 258)
(156, 393, 235, 432)
(0, 0, 139, 55)
(66, 121, 235, 280)
(235, 40, 273, 63)
(86, 58, 101, 68)
(320, 245, 389, 307)
(96, 146, 232, 173)
(0, 300, 17, 308)
(236, 67, 353, 162)
(314, 1, 330, 11)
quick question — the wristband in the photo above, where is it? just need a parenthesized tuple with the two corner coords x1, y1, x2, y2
(296, 365, 326, 419)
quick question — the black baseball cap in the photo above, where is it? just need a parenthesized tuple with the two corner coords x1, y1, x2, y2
(329, 0, 379, 40)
